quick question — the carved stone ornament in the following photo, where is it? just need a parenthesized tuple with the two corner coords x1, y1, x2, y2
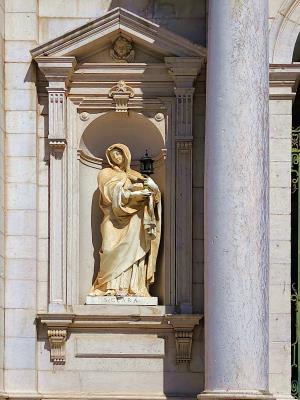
(168, 315, 199, 364)
(108, 80, 135, 112)
(79, 112, 89, 121)
(155, 112, 165, 122)
(48, 329, 67, 365)
(110, 36, 135, 63)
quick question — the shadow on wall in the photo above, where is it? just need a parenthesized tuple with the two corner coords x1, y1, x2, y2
(91, 188, 102, 285)
(107, 0, 207, 46)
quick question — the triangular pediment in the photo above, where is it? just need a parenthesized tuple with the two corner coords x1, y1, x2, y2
(31, 7, 206, 61)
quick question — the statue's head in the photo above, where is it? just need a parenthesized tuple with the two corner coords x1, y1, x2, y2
(110, 148, 124, 166)
(106, 143, 131, 171)
(113, 36, 132, 59)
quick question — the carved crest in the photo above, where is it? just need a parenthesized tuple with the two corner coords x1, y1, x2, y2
(110, 36, 135, 63)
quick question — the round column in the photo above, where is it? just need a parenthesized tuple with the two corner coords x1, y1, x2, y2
(200, 1, 271, 399)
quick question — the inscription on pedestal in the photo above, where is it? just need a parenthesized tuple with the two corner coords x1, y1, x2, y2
(85, 296, 158, 305)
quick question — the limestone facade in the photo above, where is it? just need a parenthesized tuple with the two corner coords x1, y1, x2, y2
(0, 1, 298, 400)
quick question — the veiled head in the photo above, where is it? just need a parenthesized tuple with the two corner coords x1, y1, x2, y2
(106, 143, 131, 171)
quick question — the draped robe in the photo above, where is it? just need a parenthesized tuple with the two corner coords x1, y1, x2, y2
(90, 144, 161, 297)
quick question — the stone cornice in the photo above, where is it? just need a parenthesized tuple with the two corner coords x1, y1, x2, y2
(37, 308, 203, 365)
(269, 63, 300, 99)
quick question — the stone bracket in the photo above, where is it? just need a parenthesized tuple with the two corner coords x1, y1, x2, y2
(38, 311, 202, 365)
(167, 314, 200, 364)
(48, 329, 67, 365)
(40, 316, 73, 365)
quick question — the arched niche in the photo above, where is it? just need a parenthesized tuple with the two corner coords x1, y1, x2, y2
(77, 111, 167, 304)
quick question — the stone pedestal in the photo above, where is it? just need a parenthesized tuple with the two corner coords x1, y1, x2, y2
(199, 1, 271, 399)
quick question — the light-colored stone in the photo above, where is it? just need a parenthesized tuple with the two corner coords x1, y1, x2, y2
(5, 63, 35, 90)
(38, 238, 48, 262)
(38, 211, 48, 239)
(5, 337, 36, 369)
(269, 284, 291, 314)
(75, 334, 164, 357)
(270, 215, 290, 241)
(5, 279, 36, 309)
(6, 134, 36, 156)
(270, 240, 290, 264)
(270, 263, 290, 285)
(269, 342, 290, 374)
(5, 13, 37, 40)
(6, 110, 36, 133)
(269, 373, 292, 395)
(6, 183, 36, 210)
(37, 280, 48, 311)
(5, 89, 36, 110)
(270, 114, 292, 139)
(39, 17, 89, 43)
(5, 0, 37, 12)
(269, 100, 292, 116)
(270, 162, 290, 188)
(4, 369, 36, 392)
(5, 258, 36, 280)
(38, 186, 48, 213)
(270, 138, 291, 161)
(5, 309, 36, 337)
(6, 235, 36, 259)
(39, 0, 110, 18)
(269, 313, 290, 342)
(270, 188, 291, 214)
(38, 370, 164, 394)
(6, 210, 36, 236)
(86, 296, 158, 305)
(6, 157, 36, 183)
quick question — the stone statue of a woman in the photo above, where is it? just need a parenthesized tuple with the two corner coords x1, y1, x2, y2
(89, 143, 161, 298)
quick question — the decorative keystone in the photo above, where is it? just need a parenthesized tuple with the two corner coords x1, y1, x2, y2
(48, 329, 67, 365)
(108, 80, 134, 112)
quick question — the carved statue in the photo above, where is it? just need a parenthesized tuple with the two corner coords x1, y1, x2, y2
(110, 36, 135, 63)
(89, 144, 161, 297)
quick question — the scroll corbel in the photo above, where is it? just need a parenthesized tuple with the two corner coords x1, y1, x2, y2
(167, 315, 202, 365)
(48, 329, 67, 365)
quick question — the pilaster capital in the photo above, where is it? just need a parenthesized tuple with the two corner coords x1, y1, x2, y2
(164, 56, 204, 89)
(35, 56, 77, 86)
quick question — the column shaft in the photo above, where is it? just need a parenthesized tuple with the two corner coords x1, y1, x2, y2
(203, 0, 270, 397)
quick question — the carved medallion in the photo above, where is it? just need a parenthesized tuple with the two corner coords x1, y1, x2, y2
(110, 36, 135, 63)
(79, 112, 89, 121)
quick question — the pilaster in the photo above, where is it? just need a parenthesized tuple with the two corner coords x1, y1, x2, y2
(47, 86, 67, 312)
(165, 57, 203, 313)
(35, 58, 76, 312)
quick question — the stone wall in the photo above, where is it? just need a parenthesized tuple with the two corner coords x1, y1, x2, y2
(269, 97, 292, 397)
(0, 0, 296, 398)
(0, 0, 4, 393)
(4, 0, 38, 391)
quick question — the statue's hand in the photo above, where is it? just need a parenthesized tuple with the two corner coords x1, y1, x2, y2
(143, 177, 159, 193)
(130, 189, 151, 201)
